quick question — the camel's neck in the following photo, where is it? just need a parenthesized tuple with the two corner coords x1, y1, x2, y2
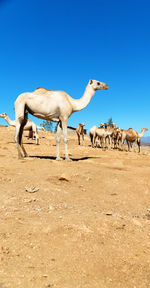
(138, 129, 146, 138)
(71, 85, 95, 112)
(4, 116, 16, 127)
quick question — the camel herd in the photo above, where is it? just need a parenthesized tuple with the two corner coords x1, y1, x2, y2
(0, 79, 148, 159)
(80, 122, 148, 153)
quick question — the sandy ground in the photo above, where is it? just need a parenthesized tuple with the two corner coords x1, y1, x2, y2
(0, 126, 150, 288)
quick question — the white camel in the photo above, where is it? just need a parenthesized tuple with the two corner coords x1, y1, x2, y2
(94, 127, 112, 149)
(89, 125, 98, 147)
(37, 126, 45, 131)
(0, 113, 39, 145)
(14, 79, 108, 160)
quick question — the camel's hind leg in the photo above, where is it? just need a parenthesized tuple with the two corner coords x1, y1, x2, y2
(15, 122, 28, 159)
(15, 123, 24, 159)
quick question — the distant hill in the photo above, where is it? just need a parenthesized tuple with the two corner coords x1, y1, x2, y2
(141, 136, 150, 143)
(141, 136, 150, 147)
(0, 125, 7, 127)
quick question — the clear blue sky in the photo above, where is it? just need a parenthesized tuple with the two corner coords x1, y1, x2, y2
(0, 0, 150, 134)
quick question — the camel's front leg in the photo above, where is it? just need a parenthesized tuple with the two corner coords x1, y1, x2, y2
(102, 136, 105, 150)
(78, 134, 80, 145)
(56, 122, 63, 160)
(62, 120, 72, 161)
(137, 140, 141, 153)
(82, 133, 84, 145)
(127, 140, 131, 152)
(107, 136, 111, 149)
(32, 124, 39, 145)
(35, 130, 39, 145)
(121, 136, 125, 151)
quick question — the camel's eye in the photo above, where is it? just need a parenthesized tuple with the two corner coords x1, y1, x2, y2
(97, 82, 100, 86)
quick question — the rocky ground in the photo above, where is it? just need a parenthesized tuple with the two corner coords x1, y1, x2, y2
(0, 126, 150, 288)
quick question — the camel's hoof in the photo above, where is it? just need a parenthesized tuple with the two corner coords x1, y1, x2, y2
(65, 157, 72, 162)
(18, 155, 24, 160)
(24, 154, 29, 158)
(56, 157, 63, 161)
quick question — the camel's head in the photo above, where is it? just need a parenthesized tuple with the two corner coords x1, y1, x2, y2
(100, 123, 104, 128)
(143, 128, 148, 132)
(112, 122, 116, 128)
(89, 80, 108, 91)
(80, 123, 85, 127)
(0, 113, 7, 119)
(41, 127, 45, 131)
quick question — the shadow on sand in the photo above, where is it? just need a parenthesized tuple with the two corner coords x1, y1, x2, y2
(8, 142, 35, 145)
(29, 155, 100, 161)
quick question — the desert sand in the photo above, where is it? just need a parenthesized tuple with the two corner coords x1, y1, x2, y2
(0, 126, 150, 288)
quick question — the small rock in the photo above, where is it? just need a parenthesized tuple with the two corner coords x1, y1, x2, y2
(4, 248, 9, 254)
(59, 174, 69, 182)
(25, 186, 39, 193)
(132, 219, 142, 226)
(106, 212, 117, 217)
(0, 246, 4, 252)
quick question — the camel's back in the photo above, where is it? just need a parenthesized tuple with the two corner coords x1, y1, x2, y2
(95, 128, 106, 137)
(89, 126, 97, 135)
(126, 129, 137, 141)
(15, 89, 73, 121)
(33, 88, 51, 95)
(15, 89, 71, 107)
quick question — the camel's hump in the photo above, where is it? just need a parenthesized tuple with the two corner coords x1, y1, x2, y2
(33, 87, 51, 94)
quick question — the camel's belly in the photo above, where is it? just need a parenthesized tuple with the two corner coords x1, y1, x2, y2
(32, 112, 59, 122)
(127, 136, 136, 142)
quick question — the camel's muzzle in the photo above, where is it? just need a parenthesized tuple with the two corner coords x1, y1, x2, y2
(104, 84, 109, 90)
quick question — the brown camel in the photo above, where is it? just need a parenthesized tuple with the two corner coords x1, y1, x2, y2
(121, 128, 148, 152)
(76, 123, 85, 145)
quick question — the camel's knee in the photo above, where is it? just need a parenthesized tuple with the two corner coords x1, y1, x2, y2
(56, 135, 61, 146)
(63, 136, 68, 145)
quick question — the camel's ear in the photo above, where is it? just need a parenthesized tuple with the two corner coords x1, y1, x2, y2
(89, 80, 93, 85)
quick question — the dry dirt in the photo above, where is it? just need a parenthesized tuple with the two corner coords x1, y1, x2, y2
(0, 126, 150, 288)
